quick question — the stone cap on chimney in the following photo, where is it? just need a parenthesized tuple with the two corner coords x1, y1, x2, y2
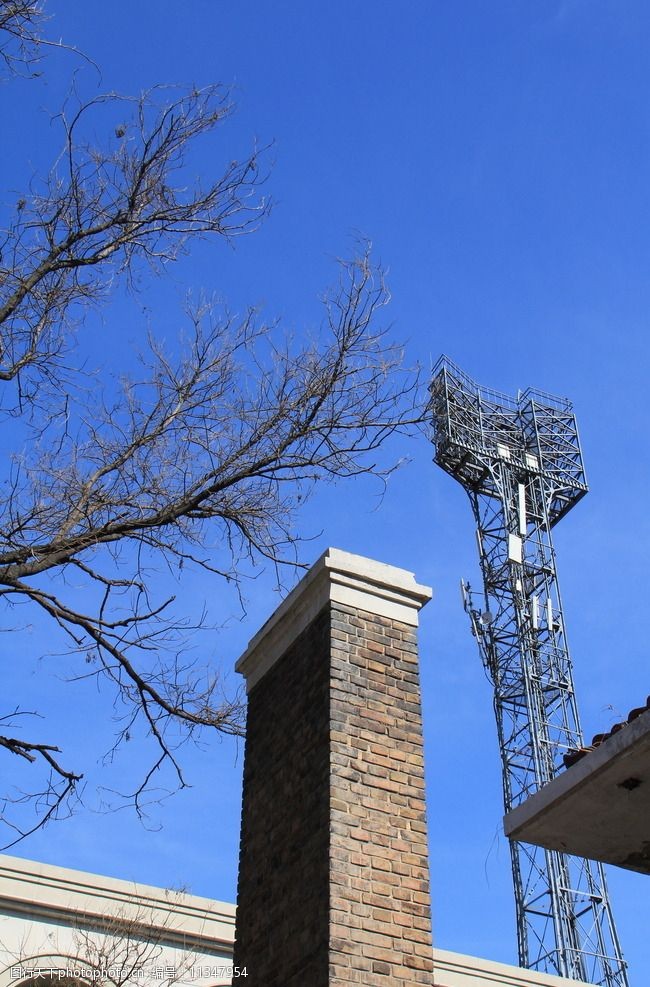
(235, 547, 432, 692)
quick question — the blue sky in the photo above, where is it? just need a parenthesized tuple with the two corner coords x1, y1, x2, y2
(2, 0, 650, 980)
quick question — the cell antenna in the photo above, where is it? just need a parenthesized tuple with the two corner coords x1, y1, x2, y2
(430, 356, 628, 986)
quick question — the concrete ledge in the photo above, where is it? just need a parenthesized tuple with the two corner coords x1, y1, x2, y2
(504, 709, 650, 874)
(0, 853, 235, 949)
(235, 547, 432, 692)
(433, 947, 596, 986)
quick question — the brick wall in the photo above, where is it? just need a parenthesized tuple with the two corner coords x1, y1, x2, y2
(232, 549, 434, 986)
(329, 602, 434, 985)
(233, 609, 331, 986)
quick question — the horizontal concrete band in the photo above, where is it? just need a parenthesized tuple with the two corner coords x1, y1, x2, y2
(235, 547, 432, 692)
(0, 853, 235, 948)
(433, 947, 595, 987)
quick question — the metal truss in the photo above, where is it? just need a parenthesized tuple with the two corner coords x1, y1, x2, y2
(430, 356, 628, 986)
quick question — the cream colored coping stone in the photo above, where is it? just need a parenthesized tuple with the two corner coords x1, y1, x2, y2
(433, 947, 596, 987)
(235, 547, 432, 693)
(0, 853, 235, 949)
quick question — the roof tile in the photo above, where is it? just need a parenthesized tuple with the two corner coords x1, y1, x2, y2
(563, 695, 650, 769)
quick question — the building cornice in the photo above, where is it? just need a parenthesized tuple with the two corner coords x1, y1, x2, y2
(0, 854, 235, 951)
(432, 948, 595, 986)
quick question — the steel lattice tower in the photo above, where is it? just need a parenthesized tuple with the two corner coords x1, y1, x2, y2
(429, 356, 628, 986)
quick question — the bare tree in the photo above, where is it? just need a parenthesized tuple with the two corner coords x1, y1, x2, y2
(0, 1, 422, 847)
(2, 886, 224, 987)
(0, 1, 42, 68)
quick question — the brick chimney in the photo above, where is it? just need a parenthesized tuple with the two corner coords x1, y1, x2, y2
(232, 548, 434, 986)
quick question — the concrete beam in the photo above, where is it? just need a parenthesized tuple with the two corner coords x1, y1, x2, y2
(504, 709, 650, 874)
